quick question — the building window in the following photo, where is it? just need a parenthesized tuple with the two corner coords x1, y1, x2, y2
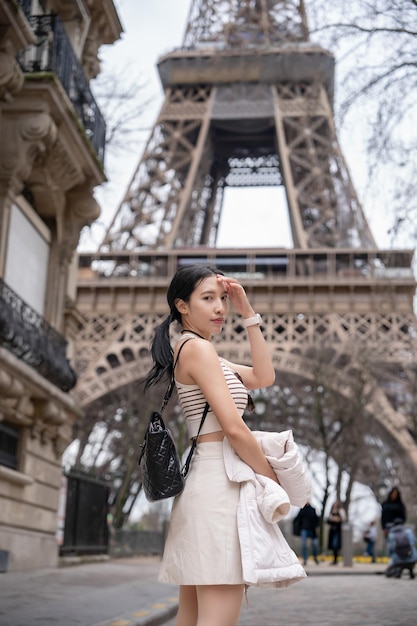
(5, 202, 50, 316)
(0, 422, 20, 470)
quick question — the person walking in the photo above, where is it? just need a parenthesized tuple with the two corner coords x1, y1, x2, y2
(381, 487, 406, 537)
(327, 500, 346, 565)
(144, 264, 278, 626)
(363, 520, 378, 562)
(296, 502, 320, 565)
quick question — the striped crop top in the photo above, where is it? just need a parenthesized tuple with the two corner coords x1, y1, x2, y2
(175, 356, 249, 439)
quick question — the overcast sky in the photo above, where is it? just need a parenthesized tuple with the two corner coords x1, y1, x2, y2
(86, 0, 393, 251)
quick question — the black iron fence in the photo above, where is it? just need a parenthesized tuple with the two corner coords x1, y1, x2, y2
(18, 13, 106, 163)
(110, 528, 165, 558)
(61, 470, 110, 556)
(0, 278, 76, 392)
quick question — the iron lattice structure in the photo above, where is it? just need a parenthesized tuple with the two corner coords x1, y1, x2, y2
(100, 0, 375, 252)
(74, 1, 417, 486)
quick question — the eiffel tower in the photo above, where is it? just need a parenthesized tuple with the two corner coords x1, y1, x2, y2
(75, 1, 417, 488)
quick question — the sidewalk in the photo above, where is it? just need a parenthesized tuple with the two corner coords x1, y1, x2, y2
(0, 556, 389, 626)
(0, 556, 177, 626)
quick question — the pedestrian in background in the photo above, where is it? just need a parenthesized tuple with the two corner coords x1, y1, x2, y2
(327, 500, 346, 565)
(381, 487, 406, 537)
(295, 502, 320, 565)
(363, 520, 377, 562)
(385, 518, 417, 579)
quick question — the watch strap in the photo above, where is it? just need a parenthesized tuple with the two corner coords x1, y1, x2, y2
(243, 314, 262, 328)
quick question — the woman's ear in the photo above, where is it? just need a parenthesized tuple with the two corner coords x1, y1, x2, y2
(175, 298, 188, 315)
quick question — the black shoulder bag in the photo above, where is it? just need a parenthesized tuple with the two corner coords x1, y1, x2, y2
(138, 339, 209, 502)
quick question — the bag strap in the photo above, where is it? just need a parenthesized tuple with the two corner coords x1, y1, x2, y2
(181, 401, 209, 477)
(160, 335, 210, 476)
(159, 338, 191, 414)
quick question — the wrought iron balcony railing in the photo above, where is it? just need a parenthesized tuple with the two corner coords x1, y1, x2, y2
(17, 0, 32, 21)
(0, 278, 77, 392)
(18, 14, 106, 164)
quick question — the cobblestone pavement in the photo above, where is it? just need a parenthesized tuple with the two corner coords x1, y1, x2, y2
(1, 557, 415, 626)
(236, 573, 416, 626)
(163, 565, 416, 626)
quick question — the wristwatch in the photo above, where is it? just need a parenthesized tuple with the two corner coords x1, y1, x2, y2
(242, 314, 263, 328)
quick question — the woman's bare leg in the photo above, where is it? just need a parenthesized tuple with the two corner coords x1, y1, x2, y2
(196, 584, 244, 626)
(175, 585, 198, 626)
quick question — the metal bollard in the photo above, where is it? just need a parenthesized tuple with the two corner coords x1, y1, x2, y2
(342, 522, 353, 566)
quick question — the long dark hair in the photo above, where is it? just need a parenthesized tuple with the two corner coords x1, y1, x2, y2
(387, 487, 403, 503)
(144, 264, 224, 388)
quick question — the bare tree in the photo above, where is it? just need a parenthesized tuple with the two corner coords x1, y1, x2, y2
(79, 62, 155, 250)
(306, 0, 417, 246)
(91, 65, 154, 156)
(260, 343, 397, 549)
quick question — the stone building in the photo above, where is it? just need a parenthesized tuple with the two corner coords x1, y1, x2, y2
(0, 0, 122, 570)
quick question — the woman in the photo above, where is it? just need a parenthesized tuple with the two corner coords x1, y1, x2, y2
(145, 264, 277, 626)
(327, 500, 346, 565)
(381, 487, 406, 537)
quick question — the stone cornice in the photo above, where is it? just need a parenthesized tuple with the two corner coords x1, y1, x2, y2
(0, 346, 82, 418)
(0, 346, 83, 456)
(87, 0, 123, 45)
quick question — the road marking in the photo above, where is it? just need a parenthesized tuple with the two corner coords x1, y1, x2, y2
(133, 611, 150, 617)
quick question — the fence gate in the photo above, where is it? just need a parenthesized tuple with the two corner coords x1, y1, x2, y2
(60, 469, 110, 556)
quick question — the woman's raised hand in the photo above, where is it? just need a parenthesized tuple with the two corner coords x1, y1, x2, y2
(217, 275, 254, 318)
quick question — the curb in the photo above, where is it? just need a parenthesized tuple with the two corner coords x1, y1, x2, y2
(91, 599, 178, 626)
(59, 554, 110, 567)
(131, 604, 178, 626)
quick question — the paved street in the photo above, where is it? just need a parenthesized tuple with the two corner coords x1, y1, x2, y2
(0, 557, 178, 626)
(1, 557, 416, 626)
(237, 572, 416, 626)
(163, 563, 416, 626)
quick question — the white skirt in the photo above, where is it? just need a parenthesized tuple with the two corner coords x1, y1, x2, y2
(158, 441, 243, 585)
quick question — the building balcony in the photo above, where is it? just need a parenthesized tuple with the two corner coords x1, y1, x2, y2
(16, 0, 32, 20)
(17, 13, 106, 164)
(0, 278, 77, 392)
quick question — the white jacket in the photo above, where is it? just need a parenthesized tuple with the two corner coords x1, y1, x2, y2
(223, 430, 311, 588)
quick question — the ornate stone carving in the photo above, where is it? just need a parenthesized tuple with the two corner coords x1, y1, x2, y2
(82, 32, 100, 80)
(33, 399, 66, 425)
(0, 112, 57, 196)
(0, 44, 24, 101)
(0, 369, 25, 398)
(27, 138, 86, 255)
(60, 182, 100, 265)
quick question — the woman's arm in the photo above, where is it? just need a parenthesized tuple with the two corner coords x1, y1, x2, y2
(176, 338, 278, 482)
(219, 276, 275, 390)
